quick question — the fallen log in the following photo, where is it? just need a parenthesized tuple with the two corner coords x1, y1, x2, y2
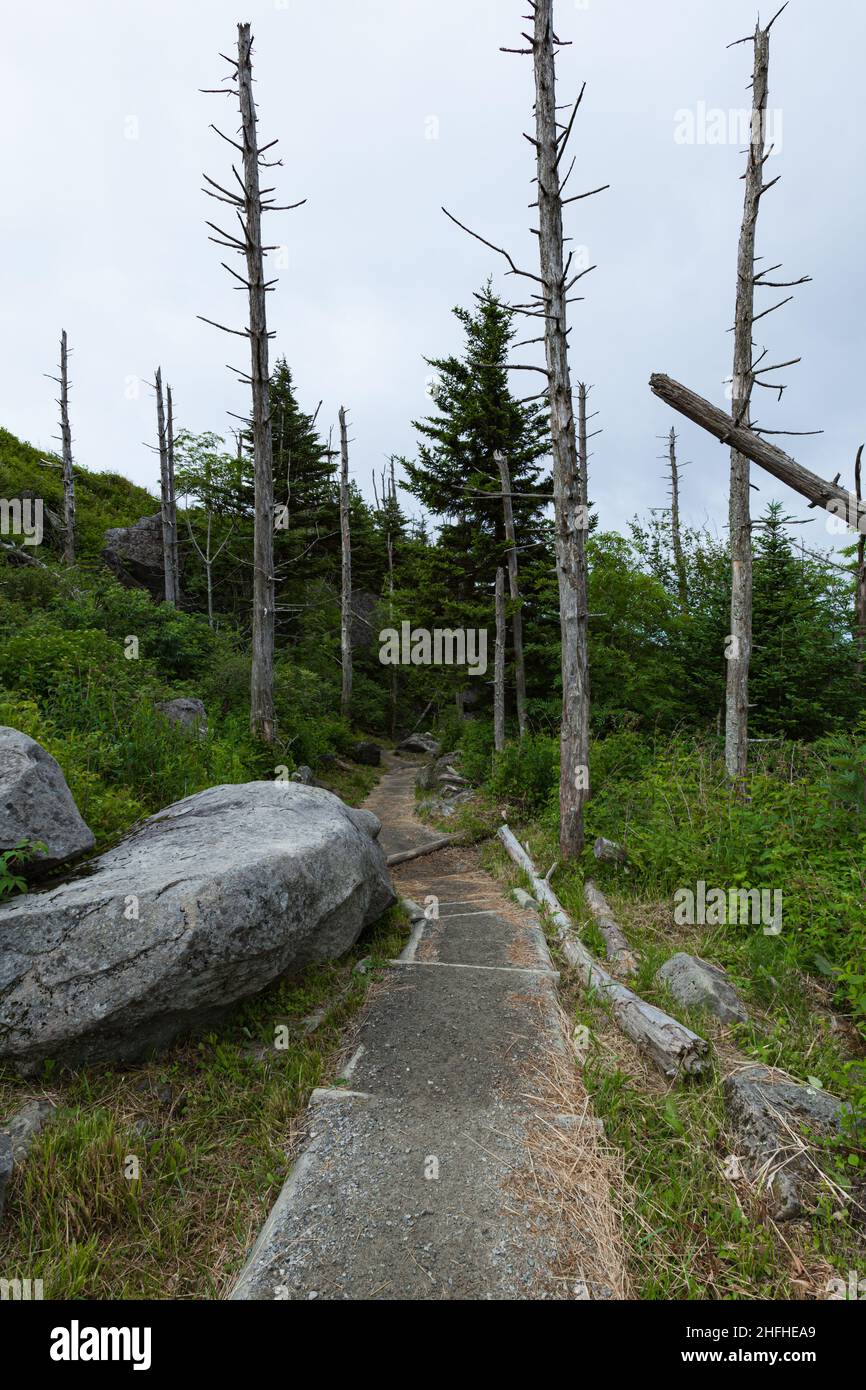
(649, 374, 865, 531)
(583, 879, 640, 977)
(497, 826, 710, 1078)
(386, 835, 455, 867)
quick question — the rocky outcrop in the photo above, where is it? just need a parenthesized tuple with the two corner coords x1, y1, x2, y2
(0, 782, 395, 1071)
(157, 698, 207, 737)
(0, 728, 94, 877)
(656, 952, 748, 1025)
(103, 513, 170, 599)
(724, 1066, 846, 1219)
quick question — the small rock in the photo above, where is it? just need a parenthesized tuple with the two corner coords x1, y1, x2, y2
(290, 766, 314, 785)
(0, 1097, 57, 1224)
(656, 952, 748, 1024)
(354, 956, 374, 975)
(0, 1135, 13, 1223)
(593, 836, 627, 865)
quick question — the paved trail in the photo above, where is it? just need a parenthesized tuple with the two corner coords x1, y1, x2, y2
(231, 756, 620, 1301)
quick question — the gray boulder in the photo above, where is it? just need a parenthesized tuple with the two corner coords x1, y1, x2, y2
(103, 513, 169, 599)
(156, 698, 207, 737)
(351, 742, 381, 767)
(656, 952, 748, 1024)
(724, 1066, 845, 1219)
(0, 727, 95, 877)
(399, 732, 441, 756)
(0, 781, 395, 1071)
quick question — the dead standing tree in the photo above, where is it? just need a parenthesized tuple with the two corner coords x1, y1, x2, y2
(200, 23, 306, 743)
(166, 385, 180, 603)
(444, 0, 607, 858)
(725, 3, 808, 782)
(667, 426, 689, 611)
(45, 330, 76, 566)
(495, 450, 527, 738)
(154, 367, 178, 607)
(856, 444, 866, 678)
(338, 406, 353, 722)
(494, 566, 506, 752)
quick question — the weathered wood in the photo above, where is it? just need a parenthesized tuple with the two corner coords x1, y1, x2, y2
(154, 367, 177, 607)
(166, 384, 180, 604)
(496, 451, 527, 738)
(494, 566, 506, 753)
(386, 835, 455, 868)
(237, 22, 275, 743)
(727, 22, 775, 784)
(649, 375, 865, 529)
(668, 427, 688, 612)
(58, 330, 75, 567)
(583, 879, 639, 976)
(338, 405, 353, 722)
(497, 826, 710, 1077)
(532, 0, 590, 859)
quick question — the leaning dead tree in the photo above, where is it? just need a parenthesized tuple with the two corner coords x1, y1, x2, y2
(498, 826, 709, 1077)
(496, 451, 528, 738)
(650, 376, 858, 522)
(667, 427, 689, 612)
(154, 367, 178, 607)
(338, 406, 353, 722)
(725, 4, 807, 781)
(200, 23, 306, 742)
(494, 566, 506, 752)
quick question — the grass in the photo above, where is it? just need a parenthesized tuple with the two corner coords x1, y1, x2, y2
(480, 814, 866, 1301)
(0, 904, 408, 1299)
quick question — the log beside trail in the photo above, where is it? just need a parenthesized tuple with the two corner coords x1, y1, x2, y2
(583, 879, 640, 977)
(497, 826, 710, 1078)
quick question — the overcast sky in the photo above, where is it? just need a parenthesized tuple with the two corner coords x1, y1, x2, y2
(1, 0, 863, 551)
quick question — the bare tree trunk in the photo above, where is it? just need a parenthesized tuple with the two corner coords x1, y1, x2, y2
(154, 367, 177, 607)
(387, 458, 398, 740)
(668, 426, 689, 611)
(532, 0, 590, 860)
(726, 24, 774, 784)
(577, 380, 589, 510)
(494, 566, 506, 752)
(339, 405, 353, 723)
(166, 384, 180, 605)
(58, 330, 75, 566)
(650, 375, 856, 524)
(496, 451, 527, 738)
(856, 445, 866, 678)
(233, 24, 277, 742)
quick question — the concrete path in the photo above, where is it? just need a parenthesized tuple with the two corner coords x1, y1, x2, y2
(231, 755, 619, 1301)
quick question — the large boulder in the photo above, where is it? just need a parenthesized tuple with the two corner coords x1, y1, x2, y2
(103, 513, 171, 600)
(724, 1066, 846, 1219)
(656, 952, 748, 1025)
(0, 782, 395, 1071)
(0, 728, 94, 878)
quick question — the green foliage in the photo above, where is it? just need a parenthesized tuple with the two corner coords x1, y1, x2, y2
(0, 840, 45, 898)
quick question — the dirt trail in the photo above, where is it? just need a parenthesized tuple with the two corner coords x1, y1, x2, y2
(231, 754, 624, 1300)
